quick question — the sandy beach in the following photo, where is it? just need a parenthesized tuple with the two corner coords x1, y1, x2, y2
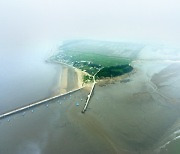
(57, 66, 87, 95)
(58, 67, 68, 94)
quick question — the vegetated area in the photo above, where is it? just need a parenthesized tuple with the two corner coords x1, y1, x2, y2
(51, 49, 133, 82)
(83, 75, 93, 83)
(95, 65, 133, 79)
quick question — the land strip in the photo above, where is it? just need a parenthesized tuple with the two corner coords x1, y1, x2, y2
(0, 87, 84, 119)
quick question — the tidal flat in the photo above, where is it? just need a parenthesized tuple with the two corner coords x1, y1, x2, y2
(1, 40, 180, 154)
(0, 60, 180, 154)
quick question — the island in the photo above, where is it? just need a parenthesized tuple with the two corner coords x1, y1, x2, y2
(49, 44, 133, 113)
(50, 48, 133, 82)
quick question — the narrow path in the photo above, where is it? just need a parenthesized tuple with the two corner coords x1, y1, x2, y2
(82, 68, 103, 113)
(82, 82, 96, 113)
(50, 58, 103, 113)
(0, 87, 84, 119)
(0, 59, 102, 119)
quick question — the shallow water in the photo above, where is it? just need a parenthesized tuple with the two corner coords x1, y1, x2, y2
(0, 89, 111, 154)
(0, 43, 62, 114)
(1, 41, 180, 153)
(1, 60, 180, 154)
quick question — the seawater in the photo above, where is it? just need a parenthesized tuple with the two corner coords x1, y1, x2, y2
(1, 42, 180, 154)
(0, 43, 62, 114)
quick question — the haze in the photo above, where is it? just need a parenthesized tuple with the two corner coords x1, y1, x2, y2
(0, 0, 180, 110)
(0, 0, 180, 46)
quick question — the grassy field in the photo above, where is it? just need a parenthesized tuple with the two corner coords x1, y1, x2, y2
(64, 50, 131, 67)
(52, 49, 133, 82)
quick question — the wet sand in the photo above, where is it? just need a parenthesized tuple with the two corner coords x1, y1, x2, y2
(57, 65, 88, 94)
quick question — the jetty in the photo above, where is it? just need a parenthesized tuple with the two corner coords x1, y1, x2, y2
(82, 82, 95, 113)
(0, 87, 83, 119)
(48, 58, 101, 113)
(81, 68, 103, 113)
(0, 59, 103, 118)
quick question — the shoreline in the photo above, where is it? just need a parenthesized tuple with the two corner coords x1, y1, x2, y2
(58, 65, 88, 94)
(50, 60, 134, 95)
(55, 60, 134, 96)
(48, 59, 93, 95)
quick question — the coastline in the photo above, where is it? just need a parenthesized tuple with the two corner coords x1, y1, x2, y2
(56, 62, 134, 95)
(96, 69, 136, 86)
(58, 66, 87, 94)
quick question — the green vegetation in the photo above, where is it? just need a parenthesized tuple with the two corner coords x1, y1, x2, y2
(96, 65, 133, 79)
(65, 51, 130, 67)
(83, 75, 93, 83)
(51, 48, 133, 83)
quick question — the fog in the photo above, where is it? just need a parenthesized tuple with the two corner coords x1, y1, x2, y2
(0, 0, 180, 45)
(0, 0, 180, 111)
(0, 1, 180, 153)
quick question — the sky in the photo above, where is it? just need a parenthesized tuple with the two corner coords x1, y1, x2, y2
(0, 0, 180, 46)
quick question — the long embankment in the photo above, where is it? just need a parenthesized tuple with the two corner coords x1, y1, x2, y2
(0, 58, 102, 119)
(81, 82, 95, 113)
(82, 68, 103, 113)
(0, 87, 84, 119)
(47, 58, 97, 113)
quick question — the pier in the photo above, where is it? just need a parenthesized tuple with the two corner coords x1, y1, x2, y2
(0, 87, 83, 119)
(81, 68, 103, 113)
(81, 82, 96, 113)
(48, 58, 102, 114)
(0, 60, 103, 118)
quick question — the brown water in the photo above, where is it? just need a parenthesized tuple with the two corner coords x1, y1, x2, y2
(0, 60, 180, 154)
(0, 43, 62, 114)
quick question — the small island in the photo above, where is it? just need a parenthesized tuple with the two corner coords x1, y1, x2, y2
(49, 45, 133, 113)
(50, 49, 133, 84)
